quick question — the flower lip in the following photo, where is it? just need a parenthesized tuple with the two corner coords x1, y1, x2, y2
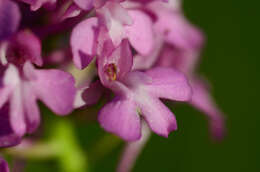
(104, 63, 117, 81)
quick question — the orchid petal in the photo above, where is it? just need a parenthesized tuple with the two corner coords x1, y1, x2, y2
(0, 0, 20, 41)
(71, 17, 98, 69)
(23, 82, 40, 133)
(4, 65, 26, 137)
(0, 104, 21, 147)
(98, 96, 141, 141)
(154, 9, 204, 50)
(145, 67, 192, 101)
(32, 68, 76, 115)
(125, 10, 154, 55)
(138, 97, 177, 137)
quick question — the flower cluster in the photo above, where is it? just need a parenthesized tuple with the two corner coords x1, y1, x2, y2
(0, 0, 225, 171)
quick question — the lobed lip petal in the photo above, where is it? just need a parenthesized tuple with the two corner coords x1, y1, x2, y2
(32, 67, 76, 115)
(70, 17, 99, 69)
(145, 67, 192, 101)
(137, 97, 177, 137)
(98, 96, 141, 141)
(10, 84, 26, 137)
(97, 42, 189, 139)
(4, 65, 26, 137)
(0, 0, 21, 41)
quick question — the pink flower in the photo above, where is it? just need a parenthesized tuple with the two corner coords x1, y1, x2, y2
(0, 30, 76, 146)
(131, 1, 225, 140)
(70, 1, 155, 69)
(96, 39, 191, 141)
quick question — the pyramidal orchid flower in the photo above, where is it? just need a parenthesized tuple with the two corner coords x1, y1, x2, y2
(96, 39, 191, 141)
(130, 0, 225, 140)
(0, 157, 9, 172)
(155, 44, 226, 140)
(70, 1, 155, 69)
(0, 30, 76, 146)
(158, 32, 225, 140)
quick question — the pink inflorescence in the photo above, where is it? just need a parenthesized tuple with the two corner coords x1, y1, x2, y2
(0, 0, 225, 171)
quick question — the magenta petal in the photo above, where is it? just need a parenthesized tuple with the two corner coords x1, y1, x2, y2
(0, 104, 21, 147)
(106, 2, 132, 25)
(73, 0, 93, 10)
(23, 82, 40, 133)
(133, 37, 163, 70)
(145, 67, 192, 101)
(9, 86, 26, 137)
(0, 157, 9, 172)
(125, 10, 154, 55)
(138, 97, 177, 137)
(4, 65, 26, 137)
(70, 17, 98, 69)
(98, 97, 141, 141)
(154, 10, 204, 50)
(0, 0, 21, 41)
(190, 78, 225, 140)
(155, 44, 200, 74)
(33, 68, 76, 115)
(109, 39, 133, 79)
(0, 87, 11, 109)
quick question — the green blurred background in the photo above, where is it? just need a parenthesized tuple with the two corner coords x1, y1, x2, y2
(19, 0, 260, 171)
